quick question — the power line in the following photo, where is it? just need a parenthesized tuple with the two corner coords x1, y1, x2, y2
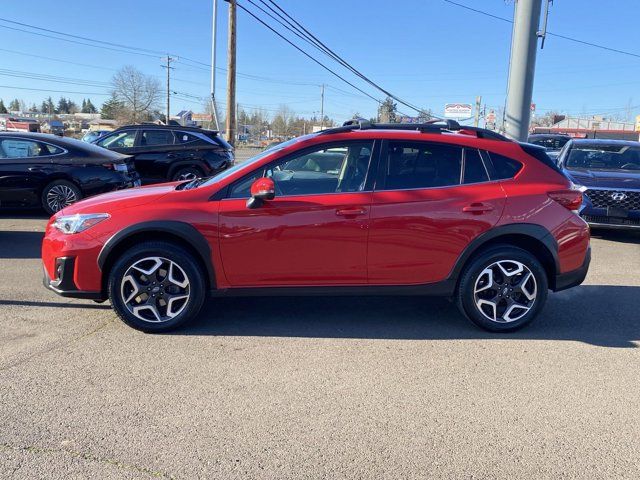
(442, 0, 640, 60)
(255, 0, 425, 112)
(0, 84, 109, 95)
(234, 1, 383, 106)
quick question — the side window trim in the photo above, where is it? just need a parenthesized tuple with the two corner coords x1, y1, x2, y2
(224, 140, 376, 199)
(0, 137, 67, 160)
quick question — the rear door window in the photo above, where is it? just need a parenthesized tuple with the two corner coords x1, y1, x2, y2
(141, 130, 175, 146)
(380, 141, 463, 190)
(462, 149, 489, 184)
(0, 139, 62, 158)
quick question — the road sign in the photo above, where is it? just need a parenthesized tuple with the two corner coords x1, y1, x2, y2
(192, 113, 212, 122)
(444, 103, 473, 119)
(485, 110, 497, 124)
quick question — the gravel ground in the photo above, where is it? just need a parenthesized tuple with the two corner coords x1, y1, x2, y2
(1, 213, 639, 479)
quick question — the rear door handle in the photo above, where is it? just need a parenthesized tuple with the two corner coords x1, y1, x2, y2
(336, 207, 367, 217)
(463, 203, 494, 214)
(28, 166, 44, 172)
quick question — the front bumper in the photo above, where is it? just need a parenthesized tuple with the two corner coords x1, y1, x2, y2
(43, 257, 105, 300)
(553, 246, 591, 292)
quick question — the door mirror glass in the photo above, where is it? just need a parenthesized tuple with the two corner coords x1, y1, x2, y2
(247, 177, 276, 208)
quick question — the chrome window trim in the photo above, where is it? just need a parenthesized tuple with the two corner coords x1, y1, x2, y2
(0, 136, 68, 159)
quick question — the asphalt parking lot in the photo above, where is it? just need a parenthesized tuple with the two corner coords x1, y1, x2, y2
(1, 213, 639, 479)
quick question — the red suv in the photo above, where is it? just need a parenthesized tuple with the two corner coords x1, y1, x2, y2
(42, 120, 591, 333)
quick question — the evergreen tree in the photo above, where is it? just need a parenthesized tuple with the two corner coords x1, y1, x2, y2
(29, 103, 38, 113)
(81, 98, 97, 114)
(41, 97, 56, 115)
(0, 99, 7, 114)
(9, 98, 21, 112)
(57, 97, 69, 114)
(100, 93, 124, 120)
(67, 99, 78, 114)
(378, 97, 397, 123)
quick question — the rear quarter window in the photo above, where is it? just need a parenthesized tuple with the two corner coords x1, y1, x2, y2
(486, 152, 523, 180)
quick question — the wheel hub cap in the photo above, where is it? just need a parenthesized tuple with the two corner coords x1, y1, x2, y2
(473, 259, 537, 323)
(120, 256, 191, 323)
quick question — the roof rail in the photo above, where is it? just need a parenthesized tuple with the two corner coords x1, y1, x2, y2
(318, 119, 509, 141)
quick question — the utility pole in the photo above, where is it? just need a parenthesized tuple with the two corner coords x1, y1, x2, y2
(504, 0, 542, 141)
(225, 0, 237, 146)
(210, 0, 221, 130)
(320, 84, 325, 130)
(162, 55, 176, 125)
(474, 95, 482, 128)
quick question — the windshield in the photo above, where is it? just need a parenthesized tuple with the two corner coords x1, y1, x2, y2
(529, 136, 570, 150)
(198, 134, 316, 188)
(565, 145, 640, 171)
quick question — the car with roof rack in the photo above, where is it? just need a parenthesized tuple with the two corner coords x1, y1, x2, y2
(93, 124, 234, 184)
(42, 119, 590, 333)
(556, 138, 640, 229)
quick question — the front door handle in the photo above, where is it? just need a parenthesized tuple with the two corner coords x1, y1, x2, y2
(336, 207, 367, 217)
(463, 203, 494, 214)
(28, 166, 44, 172)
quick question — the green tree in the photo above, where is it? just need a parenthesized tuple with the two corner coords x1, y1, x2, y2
(100, 93, 125, 120)
(28, 103, 39, 113)
(9, 98, 21, 112)
(378, 97, 397, 123)
(57, 97, 69, 114)
(41, 97, 56, 115)
(0, 99, 7, 114)
(86, 99, 97, 113)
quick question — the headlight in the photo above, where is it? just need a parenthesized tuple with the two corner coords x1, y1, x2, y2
(52, 213, 110, 234)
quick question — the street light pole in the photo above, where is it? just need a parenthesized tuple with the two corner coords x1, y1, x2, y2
(320, 84, 325, 130)
(226, 0, 237, 146)
(504, 0, 542, 141)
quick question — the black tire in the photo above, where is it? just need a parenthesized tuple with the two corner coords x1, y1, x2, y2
(171, 166, 203, 182)
(41, 179, 82, 215)
(456, 245, 548, 332)
(108, 241, 206, 333)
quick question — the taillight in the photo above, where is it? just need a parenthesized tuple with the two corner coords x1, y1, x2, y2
(103, 163, 128, 172)
(548, 189, 583, 211)
(102, 163, 114, 170)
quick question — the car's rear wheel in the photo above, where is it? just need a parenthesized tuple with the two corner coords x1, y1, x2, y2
(456, 246, 548, 332)
(41, 180, 82, 215)
(171, 166, 202, 182)
(108, 241, 206, 332)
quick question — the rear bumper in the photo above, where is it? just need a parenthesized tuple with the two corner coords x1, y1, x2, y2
(43, 257, 105, 300)
(553, 246, 591, 292)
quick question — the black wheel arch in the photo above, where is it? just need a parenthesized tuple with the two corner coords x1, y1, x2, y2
(448, 223, 560, 291)
(97, 221, 216, 296)
(167, 161, 207, 180)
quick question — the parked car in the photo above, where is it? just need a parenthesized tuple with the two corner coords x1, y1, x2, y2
(0, 132, 140, 215)
(42, 120, 590, 333)
(0, 116, 40, 133)
(527, 134, 571, 161)
(93, 125, 234, 184)
(41, 120, 65, 137)
(81, 130, 112, 143)
(557, 138, 640, 229)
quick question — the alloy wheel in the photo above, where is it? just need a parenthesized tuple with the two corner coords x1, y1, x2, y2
(473, 259, 537, 323)
(46, 185, 78, 212)
(120, 256, 191, 323)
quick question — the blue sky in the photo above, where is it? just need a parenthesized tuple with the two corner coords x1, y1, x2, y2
(0, 0, 638, 123)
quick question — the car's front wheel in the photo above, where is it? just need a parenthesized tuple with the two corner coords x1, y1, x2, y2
(108, 241, 206, 332)
(456, 246, 548, 332)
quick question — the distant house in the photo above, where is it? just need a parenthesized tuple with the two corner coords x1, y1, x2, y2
(88, 119, 118, 132)
(172, 110, 195, 127)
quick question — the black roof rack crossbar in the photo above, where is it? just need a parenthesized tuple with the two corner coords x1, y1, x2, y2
(318, 118, 509, 141)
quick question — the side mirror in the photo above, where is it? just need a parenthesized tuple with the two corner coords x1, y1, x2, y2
(247, 177, 275, 209)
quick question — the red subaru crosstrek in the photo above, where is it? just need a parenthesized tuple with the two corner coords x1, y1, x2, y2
(42, 120, 590, 333)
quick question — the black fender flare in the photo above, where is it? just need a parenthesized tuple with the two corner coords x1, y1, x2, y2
(166, 160, 208, 180)
(97, 221, 216, 289)
(446, 223, 559, 284)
